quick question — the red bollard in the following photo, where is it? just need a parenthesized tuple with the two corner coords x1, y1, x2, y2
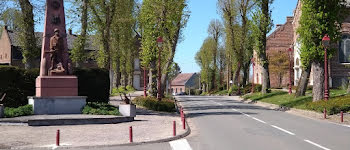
(173, 121, 176, 136)
(129, 126, 133, 143)
(183, 115, 186, 129)
(341, 111, 344, 122)
(324, 108, 327, 119)
(56, 129, 60, 146)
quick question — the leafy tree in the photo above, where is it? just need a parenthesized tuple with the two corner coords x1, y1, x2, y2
(252, 0, 273, 94)
(89, 0, 117, 93)
(269, 51, 289, 88)
(297, 0, 347, 101)
(207, 19, 223, 91)
(195, 37, 215, 92)
(0, 8, 21, 31)
(218, 0, 237, 90)
(70, 0, 89, 67)
(16, 0, 40, 69)
(139, 0, 189, 98)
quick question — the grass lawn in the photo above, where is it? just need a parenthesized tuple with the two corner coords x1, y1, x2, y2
(243, 89, 349, 111)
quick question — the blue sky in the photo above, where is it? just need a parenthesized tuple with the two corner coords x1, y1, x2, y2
(30, 0, 298, 73)
(175, 0, 298, 73)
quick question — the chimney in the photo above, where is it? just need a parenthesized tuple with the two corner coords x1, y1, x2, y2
(276, 24, 283, 28)
(68, 29, 72, 35)
(286, 16, 294, 22)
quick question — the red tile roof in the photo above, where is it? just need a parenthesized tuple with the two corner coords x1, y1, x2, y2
(171, 73, 195, 86)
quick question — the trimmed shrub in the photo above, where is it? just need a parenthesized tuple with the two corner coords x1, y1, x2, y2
(73, 68, 110, 103)
(194, 89, 202, 95)
(0, 66, 38, 107)
(82, 102, 120, 115)
(4, 105, 33, 118)
(133, 96, 175, 112)
(306, 95, 350, 115)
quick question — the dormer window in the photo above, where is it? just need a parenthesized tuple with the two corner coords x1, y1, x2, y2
(339, 34, 350, 63)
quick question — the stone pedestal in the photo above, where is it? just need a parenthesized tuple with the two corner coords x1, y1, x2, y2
(119, 104, 136, 117)
(28, 96, 86, 115)
(36, 76, 78, 97)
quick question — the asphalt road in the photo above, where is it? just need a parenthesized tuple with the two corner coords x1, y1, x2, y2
(72, 96, 350, 150)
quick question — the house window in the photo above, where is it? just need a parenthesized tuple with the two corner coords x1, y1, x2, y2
(339, 34, 350, 63)
(180, 88, 182, 93)
(0, 55, 2, 60)
(176, 88, 178, 93)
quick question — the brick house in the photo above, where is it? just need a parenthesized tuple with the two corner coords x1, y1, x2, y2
(293, 0, 350, 87)
(170, 73, 199, 95)
(0, 26, 146, 90)
(253, 17, 294, 88)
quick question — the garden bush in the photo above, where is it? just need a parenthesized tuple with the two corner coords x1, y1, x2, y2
(82, 102, 120, 115)
(133, 97, 175, 112)
(4, 105, 33, 118)
(112, 86, 135, 96)
(306, 95, 350, 115)
(243, 84, 262, 94)
(73, 68, 110, 103)
(194, 89, 202, 95)
(0, 66, 38, 107)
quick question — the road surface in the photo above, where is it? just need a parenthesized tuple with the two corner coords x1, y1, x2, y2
(73, 96, 350, 150)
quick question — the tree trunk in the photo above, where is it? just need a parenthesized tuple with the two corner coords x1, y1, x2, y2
(260, 0, 271, 94)
(128, 73, 133, 87)
(261, 60, 271, 94)
(312, 61, 325, 101)
(242, 61, 250, 87)
(347, 80, 350, 94)
(149, 61, 157, 97)
(295, 65, 311, 97)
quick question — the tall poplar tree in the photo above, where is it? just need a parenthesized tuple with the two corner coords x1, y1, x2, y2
(252, 0, 273, 94)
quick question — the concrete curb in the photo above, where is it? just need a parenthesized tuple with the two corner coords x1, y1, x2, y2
(0, 116, 134, 126)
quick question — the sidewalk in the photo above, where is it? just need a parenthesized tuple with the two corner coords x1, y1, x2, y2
(0, 106, 187, 149)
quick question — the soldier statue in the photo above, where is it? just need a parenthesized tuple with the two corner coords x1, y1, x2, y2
(47, 28, 65, 75)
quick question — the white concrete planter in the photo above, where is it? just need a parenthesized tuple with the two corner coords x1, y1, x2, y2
(0, 104, 4, 118)
(119, 104, 136, 117)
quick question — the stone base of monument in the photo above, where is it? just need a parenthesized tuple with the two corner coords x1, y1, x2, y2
(28, 96, 86, 115)
(36, 76, 78, 97)
(0, 105, 4, 118)
(119, 104, 136, 117)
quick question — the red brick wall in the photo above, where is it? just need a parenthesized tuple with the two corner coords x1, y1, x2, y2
(0, 27, 12, 65)
(254, 17, 295, 88)
(170, 85, 185, 94)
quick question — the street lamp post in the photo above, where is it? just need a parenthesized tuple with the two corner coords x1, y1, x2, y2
(322, 34, 330, 101)
(251, 58, 255, 93)
(143, 67, 147, 98)
(157, 37, 163, 101)
(288, 46, 293, 95)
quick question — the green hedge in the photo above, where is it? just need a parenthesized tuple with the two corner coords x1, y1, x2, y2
(73, 68, 110, 103)
(133, 97, 175, 112)
(306, 95, 350, 115)
(82, 102, 120, 115)
(4, 105, 33, 118)
(0, 66, 38, 107)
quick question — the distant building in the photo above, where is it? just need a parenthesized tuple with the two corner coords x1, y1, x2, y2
(170, 73, 199, 95)
(0, 27, 145, 90)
